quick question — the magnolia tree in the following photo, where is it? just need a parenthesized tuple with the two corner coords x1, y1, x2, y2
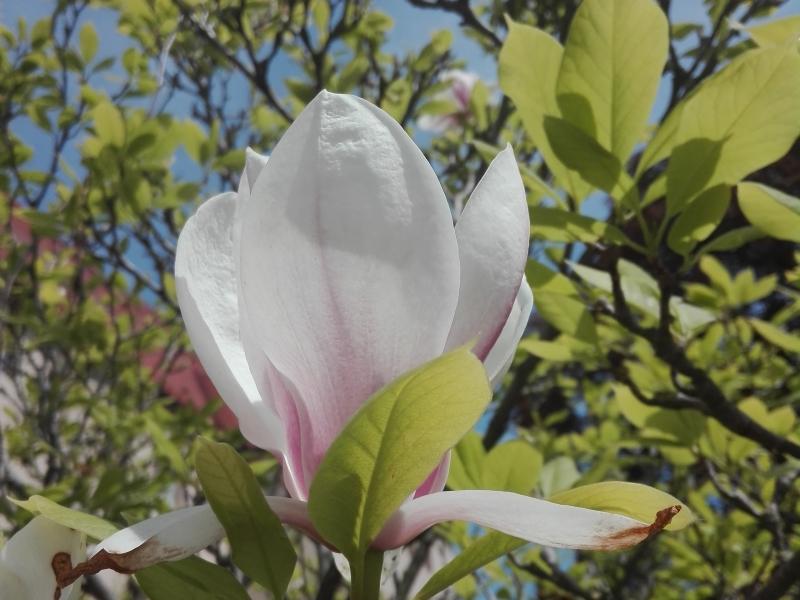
(1, 0, 800, 599)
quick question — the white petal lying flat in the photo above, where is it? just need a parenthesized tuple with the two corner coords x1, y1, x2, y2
(93, 498, 314, 572)
(0, 565, 28, 599)
(0, 516, 86, 600)
(239, 90, 461, 490)
(94, 505, 224, 570)
(372, 490, 678, 551)
(446, 145, 530, 360)
(484, 277, 533, 388)
(175, 192, 284, 453)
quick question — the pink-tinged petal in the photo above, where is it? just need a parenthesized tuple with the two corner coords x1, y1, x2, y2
(239, 91, 461, 489)
(446, 146, 530, 360)
(175, 192, 283, 453)
(484, 277, 533, 388)
(88, 499, 314, 573)
(373, 490, 680, 551)
(413, 452, 452, 498)
(94, 505, 223, 567)
(0, 516, 86, 600)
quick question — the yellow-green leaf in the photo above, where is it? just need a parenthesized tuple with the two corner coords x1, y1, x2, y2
(499, 20, 589, 200)
(308, 347, 491, 559)
(556, 0, 668, 161)
(549, 481, 694, 531)
(666, 45, 800, 212)
(738, 182, 800, 243)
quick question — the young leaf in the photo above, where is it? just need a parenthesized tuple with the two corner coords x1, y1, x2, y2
(499, 20, 589, 200)
(530, 206, 628, 245)
(667, 185, 731, 255)
(447, 432, 485, 491)
(750, 319, 800, 353)
(79, 22, 99, 62)
(483, 441, 543, 495)
(539, 456, 581, 497)
(543, 116, 638, 205)
(414, 531, 526, 600)
(534, 291, 598, 346)
(556, 0, 668, 162)
(136, 556, 250, 600)
(738, 182, 800, 243)
(10, 495, 117, 540)
(91, 102, 125, 148)
(666, 45, 800, 211)
(746, 15, 800, 47)
(308, 347, 491, 558)
(194, 438, 297, 598)
(549, 482, 694, 531)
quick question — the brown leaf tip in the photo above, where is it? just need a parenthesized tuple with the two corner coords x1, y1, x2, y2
(647, 505, 681, 537)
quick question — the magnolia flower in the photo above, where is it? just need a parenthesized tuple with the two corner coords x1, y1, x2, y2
(417, 69, 479, 133)
(0, 516, 85, 599)
(32, 92, 679, 596)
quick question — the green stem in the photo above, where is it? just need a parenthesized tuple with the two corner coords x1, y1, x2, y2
(350, 550, 384, 600)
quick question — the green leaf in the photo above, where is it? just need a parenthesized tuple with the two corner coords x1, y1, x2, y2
(549, 482, 695, 531)
(750, 319, 800, 353)
(556, 0, 668, 162)
(746, 15, 800, 47)
(526, 260, 578, 296)
(530, 206, 627, 245)
(696, 226, 763, 255)
(668, 185, 731, 255)
(10, 495, 117, 540)
(499, 20, 589, 199)
(414, 531, 526, 600)
(534, 291, 598, 345)
(308, 347, 491, 558)
(194, 438, 296, 598)
(483, 441, 542, 494)
(79, 22, 98, 62)
(539, 456, 581, 497)
(136, 556, 250, 600)
(518, 338, 574, 362)
(636, 100, 683, 177)
(543, 116, 637, 205)
(92, 101, 125, 148)
(666, 45, 800, 211)
(447, 432, 485, 491)
(738, 182, 800, 243)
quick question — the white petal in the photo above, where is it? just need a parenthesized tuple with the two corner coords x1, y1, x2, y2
(93, 505, 223, 569)
(175, 192, 284, 453)
(0, 565, 27, 599)
(373, 490, 680, 551)
(484, 276, 533, 387)
(446, 146, 530, 360)
(93, 499, 314, 572)
(0, 516, 86, 600)
(239, 147, 270, 195)
(239, 91, 461, 490)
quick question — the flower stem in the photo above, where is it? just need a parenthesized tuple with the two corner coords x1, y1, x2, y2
(350, 550, 384, 600)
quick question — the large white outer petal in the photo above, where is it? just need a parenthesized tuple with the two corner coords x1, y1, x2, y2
(94, 505, 223, 567)
(446, 146, 530, 360)
(0, 516, 85, 600)
(93, 500, 314, 571)
(484, 276, 533, 388)
(373, 490, 673, 551)
(175, 192, 284, 453)
(239, 91, 461, 489)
